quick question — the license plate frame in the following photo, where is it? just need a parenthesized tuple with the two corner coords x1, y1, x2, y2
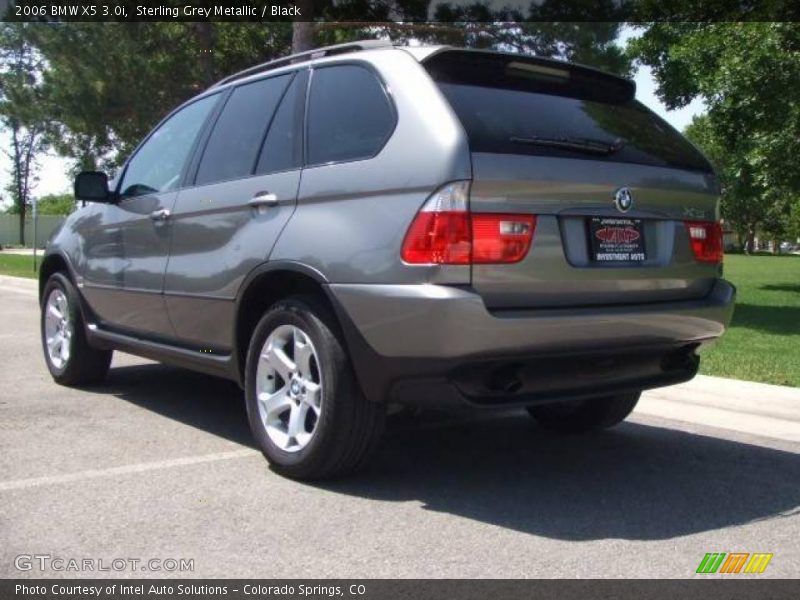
(588, 217, 646, 263)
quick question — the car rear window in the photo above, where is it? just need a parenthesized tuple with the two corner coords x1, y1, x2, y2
(426, 51, 712, 172)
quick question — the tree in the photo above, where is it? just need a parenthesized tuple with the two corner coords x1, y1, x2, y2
(18, 23, 292, 171)
(684, 115, 759, 252)
(761, 195, 799, 253)
(0, 23, 47, 246)
(4, 192, 74, 215)
(35, 193, 75, 216)
(788, 197, 800, 243)
(630, 23, 800, 253)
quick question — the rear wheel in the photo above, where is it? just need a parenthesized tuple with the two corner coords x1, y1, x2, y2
(41, 273, 112, 386)
(244, 295, 385, 480)
(527, 392, 641, 434)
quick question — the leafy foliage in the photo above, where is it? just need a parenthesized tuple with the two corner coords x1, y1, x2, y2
(21, 23, 292, 170)
(630, 23, 800, 250)
(0, 23, 47, 245)
(35, 193, 75, 215)
(3, 192, 74, 215)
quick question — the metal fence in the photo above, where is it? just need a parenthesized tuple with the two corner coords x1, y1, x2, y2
(0, 214, 65, 248)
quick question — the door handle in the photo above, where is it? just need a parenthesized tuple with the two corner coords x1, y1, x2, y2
(248, 192, 279, 208)
(149, 208, 171, 222)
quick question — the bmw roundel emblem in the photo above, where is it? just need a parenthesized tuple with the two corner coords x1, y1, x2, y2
(613, 187, 633, 213)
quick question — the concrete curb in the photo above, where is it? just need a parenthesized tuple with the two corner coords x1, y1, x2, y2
(640, 375, 800, 443)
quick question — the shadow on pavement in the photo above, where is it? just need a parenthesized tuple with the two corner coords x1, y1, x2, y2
(95, 362, 255, 448)
(100, 363, 800, 542)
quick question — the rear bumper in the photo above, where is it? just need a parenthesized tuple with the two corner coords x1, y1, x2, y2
(326, 279, 735, 406)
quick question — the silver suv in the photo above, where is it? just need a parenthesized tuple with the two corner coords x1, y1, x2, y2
(39, 41, 735, 479)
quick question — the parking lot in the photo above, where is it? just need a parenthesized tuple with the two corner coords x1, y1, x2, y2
(1, 276, 799, 578)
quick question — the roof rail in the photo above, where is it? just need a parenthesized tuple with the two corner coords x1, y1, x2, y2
(211, 39, 394, 88)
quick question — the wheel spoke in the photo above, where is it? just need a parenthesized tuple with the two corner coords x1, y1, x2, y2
(287, 402, 309, 441)
(303, 381, 321, 414)
(293, 329, 314, 379)
(47, 304, 62, 321)
(295, 430, 313, 448)
(46, 334, 60, 353)
(57, 293, 68, 314)
(265, 426, 290, 450)
(262, 343, 295, 382)
(258, 390, 291, 421)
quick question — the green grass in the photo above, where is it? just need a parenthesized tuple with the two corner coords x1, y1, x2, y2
(1, 250, 797, 386)
(0, 254, 39, 279)
(700, 254, 800, 387)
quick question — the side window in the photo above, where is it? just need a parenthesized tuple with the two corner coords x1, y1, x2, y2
(307, 65, 395, 165)
(256, 70, 306, 174)
(195, 74, 292, 186)
(120, 94, 218, 198)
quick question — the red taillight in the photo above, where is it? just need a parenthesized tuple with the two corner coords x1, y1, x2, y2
(401, 182, 537, 265)
(685, 221, 723, 263)
(401, 211, 472, 265)
(472, 213, 536, 264)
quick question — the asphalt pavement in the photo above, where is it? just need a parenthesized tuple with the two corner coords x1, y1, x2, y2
(1, 275, 798, 578)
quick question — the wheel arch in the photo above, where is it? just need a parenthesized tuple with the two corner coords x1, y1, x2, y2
(232, 262, 342, 387)
(38, 253, 75, 302)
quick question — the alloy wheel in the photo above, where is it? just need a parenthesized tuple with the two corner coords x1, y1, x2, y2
(44, 288, 72, 370)
(255, 324, 323, 452)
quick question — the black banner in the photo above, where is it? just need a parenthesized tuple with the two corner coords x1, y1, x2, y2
(2, 0, 800, 23)
(4, 580, 800, 600)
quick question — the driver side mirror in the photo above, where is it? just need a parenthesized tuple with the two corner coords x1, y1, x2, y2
(74, 171, 113, 203)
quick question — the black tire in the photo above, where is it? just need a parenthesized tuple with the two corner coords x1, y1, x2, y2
(244, 295, 385, 480)
(41, 272, 112, 386)
(527, 392, 641, 434)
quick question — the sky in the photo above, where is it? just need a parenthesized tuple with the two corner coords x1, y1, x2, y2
(0, 25, 706, 207)
(617, 26, 706, 132)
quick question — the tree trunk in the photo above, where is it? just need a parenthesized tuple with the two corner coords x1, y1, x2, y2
(292, 22, 314, 52)
(18, 203, 25, 247)
(744, 227, 756, 255)
(292, 2, 315, 53)
(9, 122, 26, 246)
(191, 22, 216, 87)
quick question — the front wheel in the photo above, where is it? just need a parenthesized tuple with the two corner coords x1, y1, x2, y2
(527, 392, 641, 434)
(244, 295, 385, 480)
(41, 273, 112, 386)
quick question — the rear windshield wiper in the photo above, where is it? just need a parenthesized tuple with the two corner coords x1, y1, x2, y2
(509, 135, 625, 156)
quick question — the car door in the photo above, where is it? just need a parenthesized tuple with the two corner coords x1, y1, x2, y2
(163, 70, 307, 351)
(81, 93, 220, 337)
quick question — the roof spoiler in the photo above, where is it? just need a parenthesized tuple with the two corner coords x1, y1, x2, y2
(423, 48, 636, 104)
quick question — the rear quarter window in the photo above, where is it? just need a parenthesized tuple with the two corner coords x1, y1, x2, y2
(306, 64, 395, 166)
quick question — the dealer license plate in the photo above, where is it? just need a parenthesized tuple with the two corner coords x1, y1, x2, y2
(589, 217, 646, 263)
